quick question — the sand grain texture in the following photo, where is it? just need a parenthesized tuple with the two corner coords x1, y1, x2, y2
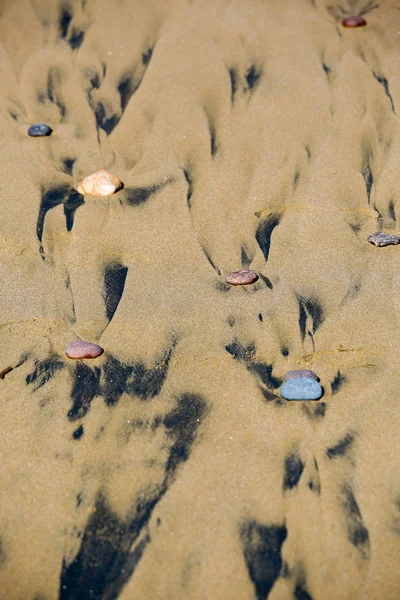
(1, 0, 400, 598)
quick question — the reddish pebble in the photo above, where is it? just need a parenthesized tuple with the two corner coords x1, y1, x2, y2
(284, 369, 319, 382)
(65, 340, 103, 359)
(342, 15, 367, 27)
(226, 270, 259, 286)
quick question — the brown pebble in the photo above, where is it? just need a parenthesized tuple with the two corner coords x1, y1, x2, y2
(0, 366, 13, 380)
(77, 170, 122, 196)
(65, 340, 104, 359)
(284, 369, 319, 382)
(226, 270, 259, 286)
(367, 232, 400, 247)
(342, 15, 367, 27)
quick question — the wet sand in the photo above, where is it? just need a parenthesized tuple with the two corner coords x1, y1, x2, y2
(1, 0, 400, 598)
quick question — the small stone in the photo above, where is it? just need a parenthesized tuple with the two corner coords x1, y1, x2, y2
(65, 340, 104, 359)
(284, 369, 319, 382)
(226, 270, 259, 286)
(367, 232, 400, 247)
(77, 170, 122, 196)
(27, 123, 52, 137)
(280, 377, 323, 401)
(342, 15, 367, 27)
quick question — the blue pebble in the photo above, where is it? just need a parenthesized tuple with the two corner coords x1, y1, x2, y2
(280, 377, 323, 401)
(27, 123, 52, 137)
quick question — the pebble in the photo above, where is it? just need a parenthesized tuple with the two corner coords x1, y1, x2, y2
(284, 369, 319, 382)
(77, 170, 122, 196)
(65, 340, 104, 359)
(342, 16, 367, 27)
(226, 270, 259, 286)
(280, 377, 323, 401)
(367, 232, 400, 247)
(27, 124, 52, 137)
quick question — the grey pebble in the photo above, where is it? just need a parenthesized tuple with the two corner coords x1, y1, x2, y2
(367, 232, 400, 247)
(27, 123, 52, 137)
(280, 377, 323, 401)
(284, 369, 319, 382)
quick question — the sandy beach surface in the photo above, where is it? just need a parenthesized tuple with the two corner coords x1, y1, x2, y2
(1, 0, 400, 598)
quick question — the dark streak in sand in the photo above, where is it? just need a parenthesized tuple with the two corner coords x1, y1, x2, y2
(47, 68, 66, 118)
(298, 296, 324, 343)
(229, 68, 237, 103)
(66, 343, 176, 420)
(103, 263, 128, 321)
(362, 162, 373, 205)
(240, 521, 287, 600)
(64, 191, 85, 232)
(258, 273, 273, 289)
(373, 72, 396, 114)
(60, 394, 207, 598)
(183, 170, 193, 206)
(340, 484, 370, 559)
(331, 370, 346, 394)
(302, 401, 327, 421)
(283, 450, 305, 491)
(326, 432, 355, 459)
(67, 363, 101, 421)
(72, 424, 84, 440)
(245, 66, 262, 94)
(225, 340, 282, 392)
(37, 187, 85, 256)
(124, 179, 171, 207)
(256, 214, 280, 262)
(59, 6, 72, 39)
(322, 63, 331, 77)
(295, 583, 314, 600)
(26, 355, 64, 391)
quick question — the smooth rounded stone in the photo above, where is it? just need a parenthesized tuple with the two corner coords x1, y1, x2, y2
(225, 270, 259, 286)
(367, 232, 400, 247)
(280, 377, 323, 401)
(65, 340, 104, 359)
(284, 369, 319, 382)
(27, 123, 52, 137)
(77, 170, 122, 196)
(342, 15, 367, 27)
